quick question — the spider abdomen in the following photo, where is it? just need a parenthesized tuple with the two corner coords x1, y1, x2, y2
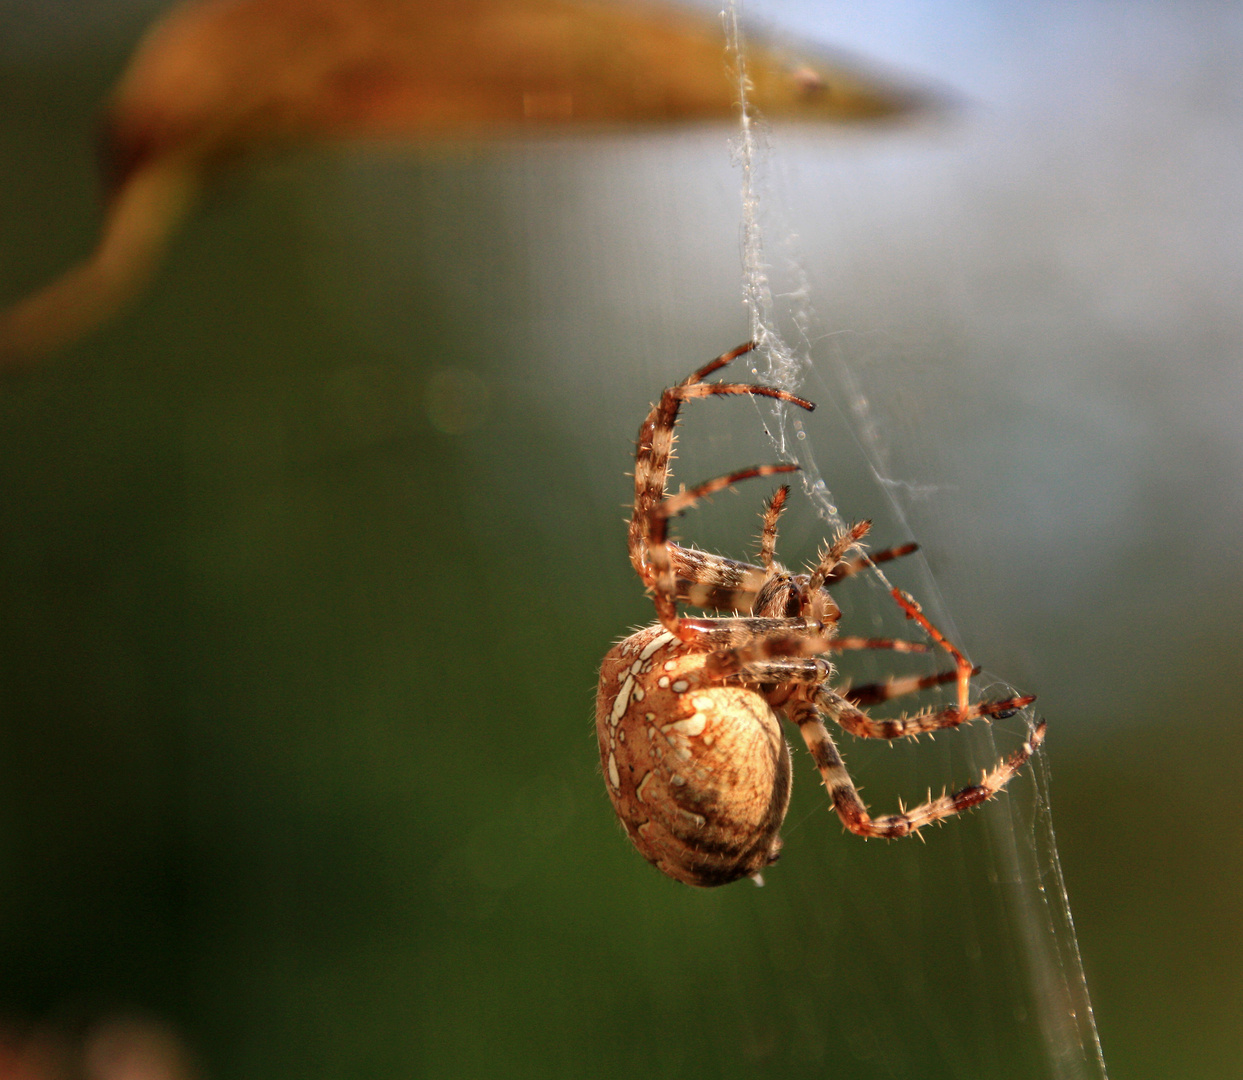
(596, 624, 792, 887)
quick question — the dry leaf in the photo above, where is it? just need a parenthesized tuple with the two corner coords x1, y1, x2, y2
(0, 0, 928, 367)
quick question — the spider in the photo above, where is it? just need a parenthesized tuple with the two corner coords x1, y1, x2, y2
(596, 342, 1046, 887)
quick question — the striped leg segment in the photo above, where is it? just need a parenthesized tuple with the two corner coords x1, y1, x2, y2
(821, 542, 920, 586)
(808, 521, 872, 593)
(818, 687, 1037, 741)
(843, 666, 973, 706)
(829, 636, 931, 655)
(732, 658, 1035, 741)
(791, 699, 1047, 838)
(758, 486, 790, 570)
(891, 588, 975, 714)
(647, 465, 799, 640)
(672, 546, 768, 613)
(627, 342, 814, 641)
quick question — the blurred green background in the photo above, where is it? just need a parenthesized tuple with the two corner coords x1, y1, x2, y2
(1, 1, 1240, 1078)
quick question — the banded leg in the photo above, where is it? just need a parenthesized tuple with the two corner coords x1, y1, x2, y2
(818, 686, 1037, 741)
(734, 658, 1036, 741)
(646, 463, 798, 639)
(629, 344, 813, 640)
(891, 589, 974, 714)
(632, 615, 831, 667)
(758, 486, 790, 569)
(673, 537, 921, 613)
(820, 649, 962, 710)
(822, 542, 920, 586)
(704, 643, 833, 685)
(660, 475, 793, 617)
(675, 616, 832, 678)
(790, 698, 1047, 838)
(732, 647, 942, 691)
(628, 343, 813, 582)
(843, 666, 972, 707)
(672, 537, 922, 613)
(672, 545, 768, 613)
(807, 521, 872, 594)
(830, 636, 930, 655)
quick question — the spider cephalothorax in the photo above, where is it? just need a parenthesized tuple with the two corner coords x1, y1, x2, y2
(596, 343, 1045, 887)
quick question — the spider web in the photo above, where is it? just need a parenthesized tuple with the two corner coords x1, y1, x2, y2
(723, 5, 1109, 1079)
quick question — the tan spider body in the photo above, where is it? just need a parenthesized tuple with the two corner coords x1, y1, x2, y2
(597, 625, 792, 886)
(596, 343, 1045, 887)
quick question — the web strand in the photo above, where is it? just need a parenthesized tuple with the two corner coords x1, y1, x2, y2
(723, 4, 1108, 1077)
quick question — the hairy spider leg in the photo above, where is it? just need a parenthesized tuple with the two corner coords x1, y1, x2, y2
(807, 537, 1016, 711)
(671, 520, 919, 617)
(683, 340, 760, 382)
(673, 546, 770, 612)
(819, 686, 1038, 741)
(689, 487, 1031, 739)
(666, 470, 983, 701)
(657, 465, 799, 520)
(647, 463, 800, 640)
(891, 588, 976, 715)
(715, 508, 1011, 717)
(788, 696, 1048, 838)
(758, 485, 790, 569)
(695, 627, 833, 683)
(629, 343, 814, 643)
(807, 520, 872, 593)
(822, 542, 920, 586)
(830, 636, 931, 656)
(843, 665, 972, 705)
(735, 657, 1035, 740)
(629, 341, 814, 586)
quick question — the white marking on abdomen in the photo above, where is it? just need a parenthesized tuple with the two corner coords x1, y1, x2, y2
(670, 713, 707, 737)
(610, 674, 635, 726)
(640, 631, 675, 661)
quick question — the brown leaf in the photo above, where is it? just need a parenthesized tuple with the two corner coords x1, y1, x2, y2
(1, 0, 930, 368)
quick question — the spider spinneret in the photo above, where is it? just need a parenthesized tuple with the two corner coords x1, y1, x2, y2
(595, 342, 1045, 887)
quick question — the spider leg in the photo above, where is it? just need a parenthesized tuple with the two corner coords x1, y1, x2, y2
(734, 658, 1035, 740)
(672, 545, 768, 613)
(789, 697, 1046, 838)
(700, 631, 833, 683)
(646, 464, 798, 638)
(830, 635, 931, 655)
(758, 486, 789, 570)
(827, 582, 1021, 714)
(657, 465, 799, 520)
(818, 686, 1037, 740)
(822, 542, 920, 586)
(733, 656, 828, 684)
(807, 521, 872, 593)
(629, 358, 813, 581)
(842, 665, 969, 706)
(727, 650, 944, 695)
(672, 536, 921, 614)
(890, 589, 975, 714)
(681, 341, 757, 383)
(667, 615, 829, 664)
(671, 537, 921, 614)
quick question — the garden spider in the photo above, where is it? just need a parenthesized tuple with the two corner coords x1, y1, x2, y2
(596, 342, 1046, 887)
